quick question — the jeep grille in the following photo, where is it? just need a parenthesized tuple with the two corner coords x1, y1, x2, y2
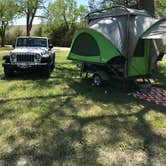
(16, 54, 35, 63)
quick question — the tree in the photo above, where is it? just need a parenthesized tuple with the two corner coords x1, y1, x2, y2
(140, 0, 155, 15)
(78, 5, 88, 27)
(47, 0, 87, 30)
(96, 0, 155, 15)
(44, 0, 87, 46)
(16, 0, 45, 36)
(99, 0, 140, 9)
(155, 0, 166, 17)
(0, 0, 17, 47)
(88, 0, 100, 11)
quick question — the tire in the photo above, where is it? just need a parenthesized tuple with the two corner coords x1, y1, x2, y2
(51, 55, 55, 70)
(4, 67, 14, 78)
(44, 64, 51, 77)
(93, 74, 103, 87)
(51, 61, 55, 70)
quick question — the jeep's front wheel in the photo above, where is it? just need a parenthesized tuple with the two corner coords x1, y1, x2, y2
(44, 65, 51, 77)
(51, 61, 55, 70)
(4, 67, 14, 78)
(51, 55, 55, 70)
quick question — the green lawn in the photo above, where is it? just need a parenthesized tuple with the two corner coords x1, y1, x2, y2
(0, 45, 13, 51)
(0, 51, 166, 165)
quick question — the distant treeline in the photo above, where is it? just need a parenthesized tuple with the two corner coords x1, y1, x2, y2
(1, 0, 166, 47)
(5, 23, 85, 47)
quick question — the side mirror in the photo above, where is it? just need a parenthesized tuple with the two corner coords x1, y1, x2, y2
(49, 44, 53, 49)
(12, 43, 15, 48)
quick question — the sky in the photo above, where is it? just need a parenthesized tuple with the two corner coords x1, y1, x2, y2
(14, 0, 88, 25)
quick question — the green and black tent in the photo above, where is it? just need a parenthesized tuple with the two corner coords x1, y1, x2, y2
(68, 6, 166, 79)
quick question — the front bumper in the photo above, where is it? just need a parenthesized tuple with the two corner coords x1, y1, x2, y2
(2, 63, 49, 70)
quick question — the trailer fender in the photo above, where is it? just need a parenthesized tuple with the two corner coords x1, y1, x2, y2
(94, 71, 109, 81)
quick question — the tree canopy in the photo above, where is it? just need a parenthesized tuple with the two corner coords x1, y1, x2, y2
(88, 0, 156, 16)
(47, 0, 87, 30)
(42, 0, 88, 46)
(156, 0, 166, 17)
(1, 0, 166, 47)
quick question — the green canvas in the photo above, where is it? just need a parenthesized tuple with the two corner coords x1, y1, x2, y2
(128, 40, 150, 76)
(68, 28, 120, 64)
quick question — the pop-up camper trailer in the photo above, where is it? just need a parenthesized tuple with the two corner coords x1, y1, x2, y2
(68, 6, 166, 86)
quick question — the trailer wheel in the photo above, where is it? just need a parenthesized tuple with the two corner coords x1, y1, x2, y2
(93, 74, 103, 87)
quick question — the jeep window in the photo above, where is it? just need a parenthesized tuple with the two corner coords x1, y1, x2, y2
(16, 38, 48, 47)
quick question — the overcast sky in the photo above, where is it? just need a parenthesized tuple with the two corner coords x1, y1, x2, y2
(14, 0, 88, 25)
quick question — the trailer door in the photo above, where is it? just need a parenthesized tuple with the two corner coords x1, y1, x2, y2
(128, 39, 150, 77)
(128, 19, 166, 77)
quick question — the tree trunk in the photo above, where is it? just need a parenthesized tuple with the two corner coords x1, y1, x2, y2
(26, 15, 30, 36)
(63, 11, 69, 30)
(26, 19, 33, 36)
(26, 8, 37, 36)
(0, 25, 6, 47)
(140, 0, 155, 16)
(27, 19, 33, 36)
(26, 26, 30, 36)
(1, 31, 5, 47)
(27, 24, 32, 36)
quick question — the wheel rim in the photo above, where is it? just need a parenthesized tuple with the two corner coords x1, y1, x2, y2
(94, 75, 101, 86)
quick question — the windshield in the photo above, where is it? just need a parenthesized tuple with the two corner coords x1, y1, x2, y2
(16, 38, 48, 47)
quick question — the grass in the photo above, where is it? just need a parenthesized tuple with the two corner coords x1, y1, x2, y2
(0, 45, 13, 51)
(0, 50, 166, 165)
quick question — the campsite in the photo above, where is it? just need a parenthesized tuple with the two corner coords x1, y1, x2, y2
(0, 48, 166, 165)
(0, 0, 166, 165)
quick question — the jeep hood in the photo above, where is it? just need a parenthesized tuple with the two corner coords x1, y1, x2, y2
(11, 47, 48, 55)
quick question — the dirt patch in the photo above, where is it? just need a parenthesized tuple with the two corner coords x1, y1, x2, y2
(0, 50, 10, 54)
(54, 47, 70, 51)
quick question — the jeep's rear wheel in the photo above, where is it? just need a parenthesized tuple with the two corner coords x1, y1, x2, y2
(4, 67, 14, 78)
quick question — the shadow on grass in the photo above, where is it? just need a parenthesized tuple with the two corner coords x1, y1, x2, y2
(0, 70, 52, 81)
(0, 88, 165, 165)
(0, 93, 99, 165)
(152, 70, 166, 89)
(65, 70, 166, 164)
(0, 62, 165, 165)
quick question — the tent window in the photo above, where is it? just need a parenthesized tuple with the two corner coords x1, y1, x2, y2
(133, 40, 145, 57)
(71, 33, 100, 56)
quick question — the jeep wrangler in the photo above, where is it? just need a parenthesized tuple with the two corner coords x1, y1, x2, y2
(2, 36, 55, 77)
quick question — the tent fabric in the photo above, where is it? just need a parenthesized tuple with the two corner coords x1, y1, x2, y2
(87, 7, 150, 20)
(149, 39, 165, 70)
(142, 19, 166, 70)
(71, 33, 100, 56)
(128, 16, 157, 57)
(141, 19, 166, 39)
(89, 16, 127, 55)
(87, 7, 159, 57)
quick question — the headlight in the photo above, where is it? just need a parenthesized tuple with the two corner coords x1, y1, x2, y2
(42, 54, 49, 58)
(35, 54, 40, 59)
(11, 54, 16, 59)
